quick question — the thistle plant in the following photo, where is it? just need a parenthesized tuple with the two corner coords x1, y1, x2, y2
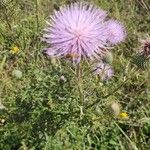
(42, 2, 126, 63)
(42, 2, 126, 108)
(1, 0, 150, 149)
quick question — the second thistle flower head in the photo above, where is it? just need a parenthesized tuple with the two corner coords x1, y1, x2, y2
(92, 62, 114, 80)
(106, 20, 126, 45)
(43, 2, 126, 63)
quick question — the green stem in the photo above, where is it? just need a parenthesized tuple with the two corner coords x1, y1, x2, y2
(76, 63, 84, 105)
(35, 0, 39, 33)
(0, 55, 6, 71)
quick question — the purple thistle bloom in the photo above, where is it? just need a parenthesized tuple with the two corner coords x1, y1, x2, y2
(42, 2, 126, 63)
(106, 20, 126, 45)
(93, 62, 114, 80)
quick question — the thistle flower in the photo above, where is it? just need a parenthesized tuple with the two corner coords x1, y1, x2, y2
(133, 35, 150, 70)
(92, 62, 114, 80)
(42, 2, 126, 63)
(139, 35, 150, 58)
(106, 20, 126, 45)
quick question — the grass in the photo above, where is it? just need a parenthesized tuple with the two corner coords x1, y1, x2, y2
(0, 0, 150, 149)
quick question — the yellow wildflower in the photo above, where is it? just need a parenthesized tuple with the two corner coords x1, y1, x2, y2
(10, 46, 20, 54)
(118, 112, 128, 119)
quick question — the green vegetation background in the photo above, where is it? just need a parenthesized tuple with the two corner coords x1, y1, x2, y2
(0, 0, 150, 149)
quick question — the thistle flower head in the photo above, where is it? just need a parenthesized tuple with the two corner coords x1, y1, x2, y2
(42, 2, 126, 63)
(106, 20, 126, 45)
(139, 35, 150, 58)
(133, 35, 150, 70)
(92, 62, 114, 80)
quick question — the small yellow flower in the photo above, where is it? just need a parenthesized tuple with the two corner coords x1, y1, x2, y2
(10, 46, 20, 54)
(118, 112, 128, 119)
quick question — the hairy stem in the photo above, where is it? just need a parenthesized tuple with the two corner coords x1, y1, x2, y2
(76, 63, 84, 105)
(35, 0, 39, 33)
